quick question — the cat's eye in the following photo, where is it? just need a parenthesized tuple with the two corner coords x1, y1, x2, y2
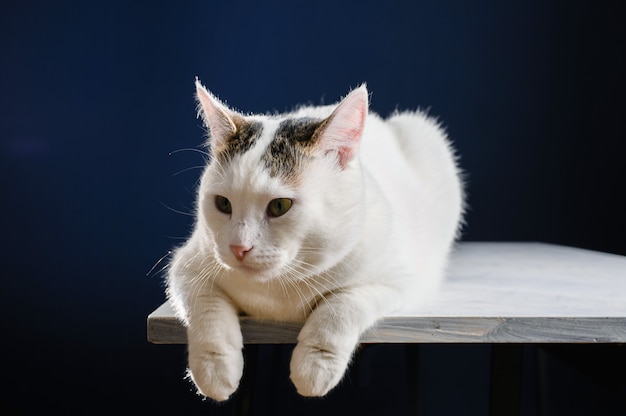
(215, 195, 232, 214)
(267, 198, 293, 217)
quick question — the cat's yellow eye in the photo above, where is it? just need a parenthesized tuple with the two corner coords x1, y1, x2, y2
(267, 198, 292, 217)
(215, 195, 232, 214)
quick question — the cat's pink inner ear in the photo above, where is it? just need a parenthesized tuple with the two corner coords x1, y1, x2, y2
(195, 80, 237, 149)
(321, 85, 369, 168)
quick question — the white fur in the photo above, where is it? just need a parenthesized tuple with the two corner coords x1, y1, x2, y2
(166, 82, 464, 401)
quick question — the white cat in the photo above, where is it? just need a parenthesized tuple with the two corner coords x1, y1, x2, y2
(166, 79, 464, 401)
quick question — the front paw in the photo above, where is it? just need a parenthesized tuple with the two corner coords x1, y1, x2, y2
(188, 348, 244, 402)
(289, 342, 352, 397)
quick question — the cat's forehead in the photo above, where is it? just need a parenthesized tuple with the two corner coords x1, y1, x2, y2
(215, 115, 324, 184)
(209, 149, 295, 200)
(262, 117, 325, 179)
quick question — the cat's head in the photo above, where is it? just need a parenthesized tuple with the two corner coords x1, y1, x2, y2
(195, 79, 368, 282)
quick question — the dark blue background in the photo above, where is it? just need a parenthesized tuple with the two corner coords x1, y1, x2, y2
(2, 0, 624, 414)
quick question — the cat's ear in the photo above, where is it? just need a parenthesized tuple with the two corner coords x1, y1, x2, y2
(195, 78, 242, 151)
(316, 84, 369, 168)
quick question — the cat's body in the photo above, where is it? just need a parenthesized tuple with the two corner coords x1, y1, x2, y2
(166, 80, 464, 401)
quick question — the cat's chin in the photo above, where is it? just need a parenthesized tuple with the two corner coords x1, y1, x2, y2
(231, 264, 279, 282)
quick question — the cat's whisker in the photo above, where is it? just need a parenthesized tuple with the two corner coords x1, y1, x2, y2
(159, 201, 195, 217)
(173, 166, 206, 177)
(169, 147, 211, 157)
(285, 262, 339, 319)
(293, 258, 343, 292)
(190, 267, 214, 314)
(273, 274, 292, 307)
(281, 269, 317, 318)
(154, 261, 174, 277)
(146, 250, 173, 277)
(207, 263, 220, 296)
(197, 256, 221, 292)
(182, 253, 217, 313)
(191, 280, 210, 314)
(276, 263, 315, 315)
(296, 246, 327, 254)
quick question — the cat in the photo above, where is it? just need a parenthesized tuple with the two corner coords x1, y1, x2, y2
(166, 78, 464, 401)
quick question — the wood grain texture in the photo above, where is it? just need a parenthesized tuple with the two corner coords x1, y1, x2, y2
(147, 243, 626, 344)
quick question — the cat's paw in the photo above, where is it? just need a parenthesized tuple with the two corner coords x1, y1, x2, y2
(188, 348, 244, 402)
(289, 342, 351, 397)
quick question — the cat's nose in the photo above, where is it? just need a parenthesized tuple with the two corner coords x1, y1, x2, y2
(230, 245, 253, 261)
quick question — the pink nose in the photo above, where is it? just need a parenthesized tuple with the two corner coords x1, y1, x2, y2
(230, 245, 253, 261)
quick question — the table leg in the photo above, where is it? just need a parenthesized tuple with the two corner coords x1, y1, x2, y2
(490, 344, 523, 416)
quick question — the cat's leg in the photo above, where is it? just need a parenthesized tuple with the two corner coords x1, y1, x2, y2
(186, 289, 244, 402)
(289, 283, 399, 396)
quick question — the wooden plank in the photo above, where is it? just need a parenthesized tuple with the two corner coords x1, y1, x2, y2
(147, 243, 626, 344)
(146, 302, 186, 345)
(148, 306, 626, 344)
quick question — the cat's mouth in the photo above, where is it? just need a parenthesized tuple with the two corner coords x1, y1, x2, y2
(218, 248, 287, 281)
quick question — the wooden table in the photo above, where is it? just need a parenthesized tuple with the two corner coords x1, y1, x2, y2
(148, 242, 626, 344)
(147, 242, 626, 414)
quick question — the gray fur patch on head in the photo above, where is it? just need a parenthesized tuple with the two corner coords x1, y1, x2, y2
(263, 117, 325, 180)
(215, 119, 263, 162)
